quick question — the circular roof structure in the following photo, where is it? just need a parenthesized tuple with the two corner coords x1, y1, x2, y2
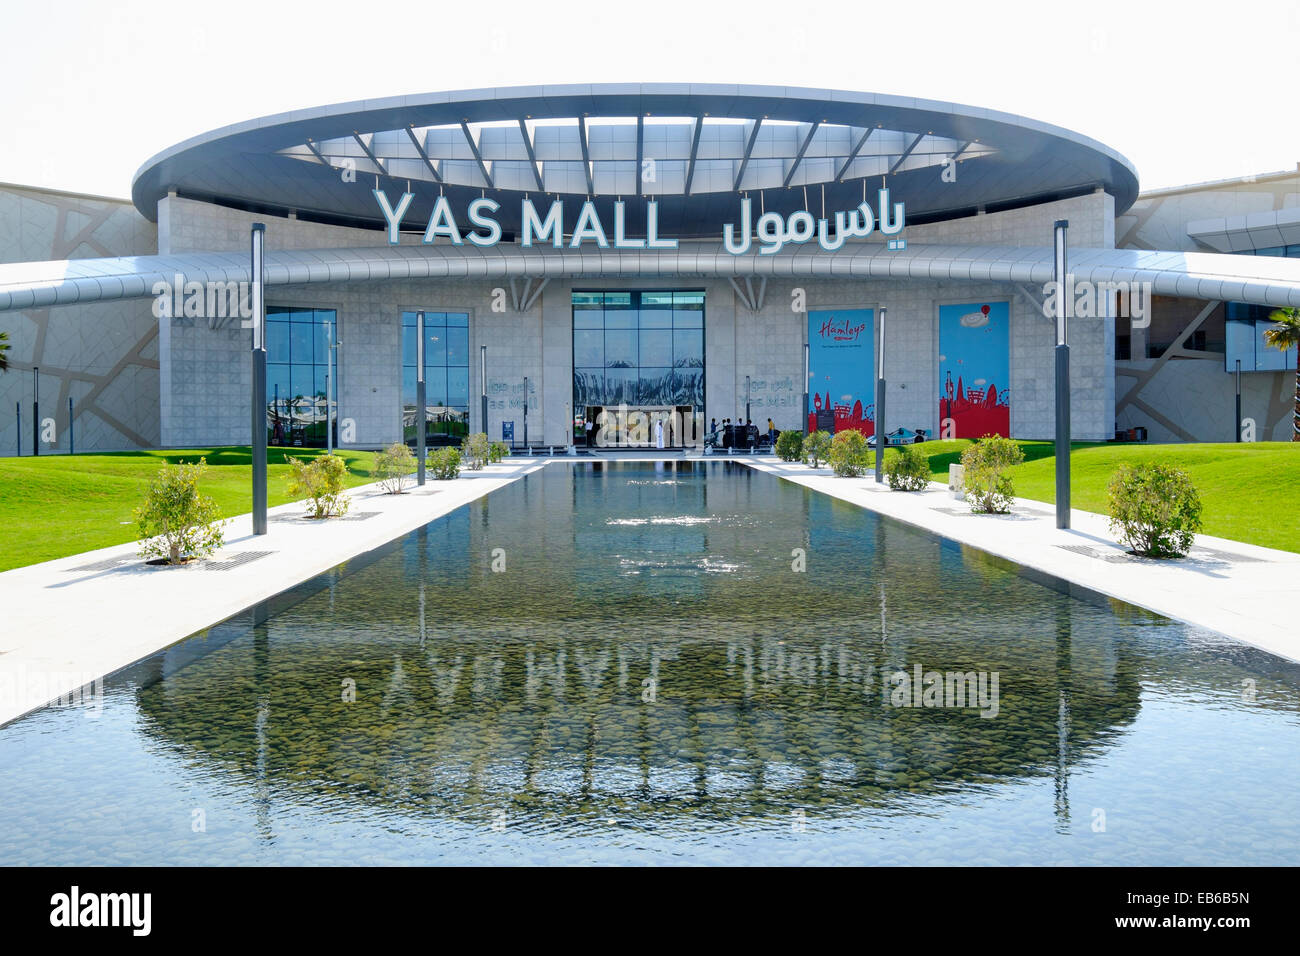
(132, 83, 1139, 239)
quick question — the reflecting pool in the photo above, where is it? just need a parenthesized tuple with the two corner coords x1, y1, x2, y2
(1, 461, 1297, 864)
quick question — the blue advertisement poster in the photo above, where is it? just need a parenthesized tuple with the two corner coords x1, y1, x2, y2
(807, 308, 875, 435)
(938, 301, 1010, 438)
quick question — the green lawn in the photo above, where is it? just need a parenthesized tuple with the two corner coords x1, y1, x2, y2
(0, 447, 380, 571)
(897, 439, 1300, 553)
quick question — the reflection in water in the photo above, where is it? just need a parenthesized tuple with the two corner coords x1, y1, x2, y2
(0, 461, 1297, 865)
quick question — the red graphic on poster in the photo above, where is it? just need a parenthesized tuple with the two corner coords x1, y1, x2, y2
(938, 373, 1009, 438)
(808, 391, 875, 436)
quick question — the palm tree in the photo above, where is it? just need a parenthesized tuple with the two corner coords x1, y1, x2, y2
(1264, 307, 1300, 441)
(0, 329, 9, 372)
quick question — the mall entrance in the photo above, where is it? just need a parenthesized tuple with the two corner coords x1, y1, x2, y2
(580, 405, 700, 449)
(572, 289, 706, 450)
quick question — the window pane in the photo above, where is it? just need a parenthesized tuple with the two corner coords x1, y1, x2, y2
(266, 364, 291, 406)
(605, 328, 637, 367)
(574, 329, 603, 367)
(290, 323, 313, 365)
(673, 309, 703, 328)
(424, 327, 448, 367)
(424, 366, 448, 406)
(402, 311, 417, 328)
(291, 365, 314, 401)
(640, 328, 672, 366)
(445, 312, 468, 328)
(314, 321, 331, 365)
(605, 367, 637, 404)
(604, 310, 636, 330)
(574, 369, 604, 407)
(266, 321, 290, 364)
(638, 368, 672, 404)
(574, 310, 604, 329)
(673, 328, 703, 367)
(445, 326, 469, 366)
(401, 325, 416, 366)
(401, 365, 416, 406)
(639, 309, 672, 328)
(447, 366, 469, 406)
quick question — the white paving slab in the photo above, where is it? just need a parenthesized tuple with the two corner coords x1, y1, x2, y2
(741, 457, 1300, 665)
(0, 459, 544, 726)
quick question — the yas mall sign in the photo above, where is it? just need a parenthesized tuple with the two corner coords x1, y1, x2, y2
(373, 188, 908, 254)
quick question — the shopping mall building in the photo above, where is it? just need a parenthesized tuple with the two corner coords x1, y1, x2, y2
(1, 83, 1298, 453)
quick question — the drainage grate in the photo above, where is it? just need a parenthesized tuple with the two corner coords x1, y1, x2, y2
(204, 551, 274, 571)
(271, 510, 380, 523)
(68, 556, 135, 572)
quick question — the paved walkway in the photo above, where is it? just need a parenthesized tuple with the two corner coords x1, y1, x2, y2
(0, 458, 544, 726)
(743, 457, 1300, 664)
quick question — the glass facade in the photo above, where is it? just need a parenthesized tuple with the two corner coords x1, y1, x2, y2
(267, 307, 336, 447)
(1224, 246, 1299, 372)
(572, 290, 705, 411)
(402, 311, 470, 445)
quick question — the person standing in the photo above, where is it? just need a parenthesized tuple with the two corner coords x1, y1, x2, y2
(767, 417, 776, 446)
(655, 417, 665, 450)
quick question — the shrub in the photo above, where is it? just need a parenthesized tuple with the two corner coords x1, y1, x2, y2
(135, 458, 225, 564)
(885, 444, 932, 491)
(489, 440, 509, 464)
(429, 447, 461, 480)
(374, 441, 416, 494)
(960, 435, 1024, 513)
(829, 429, 870, 477)
(460, 432, 491, 470)
(1107, 462, 1203, 557)
(287, 454, 351, 518)
(803, 430, 832, 468)
(775, 430, 803, 462)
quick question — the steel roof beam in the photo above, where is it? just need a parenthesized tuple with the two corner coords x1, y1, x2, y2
(517, 119, 545, 192)
(733, 118, 763, 191)
(578, 116, 594, 195)
(835, 127, 875, 182)
(683, 117, 704, 196)
(351, 132, 388, 176)
(887, 134, 924, 176)
(404, 126, 444, 184)
(782, 123, 820, 188)
(460, 121, 494, 189)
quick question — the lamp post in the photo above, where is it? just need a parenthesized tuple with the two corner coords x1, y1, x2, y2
(68, 397, 74, 455)
(875, 307, 887, 483)
(803, 342, 810, 435)
(523, 376, 529, 449)
(1053, 220, 1071, 530)
(250, 224, 268, 536)
(416, 310, 426, 486)
(325, 317, 335, 455)
(32, 367, 39, 456)
(480, 345, 488, 440)
(1235, 359, 1242, 442)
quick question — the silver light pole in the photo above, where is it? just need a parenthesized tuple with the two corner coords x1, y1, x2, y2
(31, 367, 39, 456)
(1234, 359, 1242, 442)
(875, 307, 887, 483)
(480, 345, 488, 440)
(325, 317, 334, 455)
(1053, 220, 1071, 530)
(416, 310, 426, 486)
(523, 376, 529, 450)
(803, 343, 810, 435)
(250, 224, 268, 535)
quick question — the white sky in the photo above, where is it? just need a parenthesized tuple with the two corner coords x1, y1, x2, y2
(1, 0, 1297, 200)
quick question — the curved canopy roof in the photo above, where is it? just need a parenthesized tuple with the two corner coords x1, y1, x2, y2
(132, 84, 1140, 238)
(5, 240, 1300, 314)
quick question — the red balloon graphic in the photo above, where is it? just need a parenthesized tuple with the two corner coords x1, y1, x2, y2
(981, 304, 990, 315)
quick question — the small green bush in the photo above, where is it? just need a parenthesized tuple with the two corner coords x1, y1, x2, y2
(374, 441, 416, 494)
(489, 440, 509, 464)
(769, 434, 800, 463)
(885, 444, 932, 491)
(829, 429, 870, 477)
(803, 430, 832, 468)
(135, 458, 224, 564)
(461, 432, 491, 470)
(288, 454, 351, 518)
(1107, 461, 1203, 557)
(429, 447, 461, 480)
(960, 435, 1024, 513)
(775, 430, 803, 462)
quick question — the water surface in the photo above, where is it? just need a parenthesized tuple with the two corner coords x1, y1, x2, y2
(1, 461, 1296, 864)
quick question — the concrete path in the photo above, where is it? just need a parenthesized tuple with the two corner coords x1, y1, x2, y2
(743, 457, 1300, 665)
(0, 458, 544, 726)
